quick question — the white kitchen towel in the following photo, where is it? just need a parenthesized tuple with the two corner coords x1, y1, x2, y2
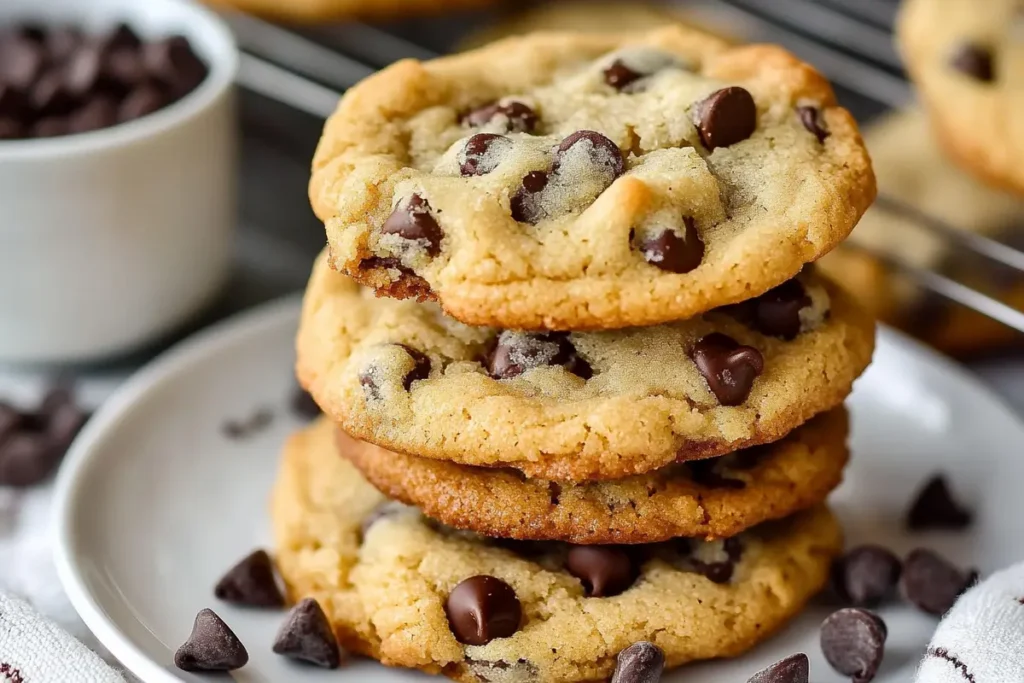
(0, 591, 124, 683)
(915, 562, 1024, 683)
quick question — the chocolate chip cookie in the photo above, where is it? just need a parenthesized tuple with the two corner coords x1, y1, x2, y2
(205, 0, 494, 22)
(296, 251, 874, 481)
(309, 26, 876, 330)
(272, 420, 843, 683)
(898, 0, 1024, 195)
(337, 407, 849, 544)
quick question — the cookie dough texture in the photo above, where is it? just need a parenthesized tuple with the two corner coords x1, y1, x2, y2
(309, 26, 875, 330)
(898, 0, 1024, 195)
(205, 0, 494, 22)
(339, 408, 849, 544)
(818, 109, 1024, 355)
(296, 252, 874, 481)
(272, 420, 843, 683)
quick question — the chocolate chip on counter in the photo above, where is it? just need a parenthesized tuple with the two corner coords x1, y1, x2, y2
(143, 35, 207, 96)
(950, 43, 995, 82)
(611, 641, 665, 683)
(749, 279, 813, 340)
(463, 99, 539, 134)
(833, 545, 902, 608)
(0, 433, 57, 487)
(118, 85, 166, 122)
(639, 219, 704, 274)
(554, 130, 625, 179)
(290, 387, 321, 421)
(272, 598, 342, 668)
(693, 86, 757, 150)
(381, 194, 444, 256)
(222, 408, 274, 440)
(690, 333, 765, 406)
(747, 653, 809, 683)
(566, 546, 637, 597)
(510, 170, 550, 224)
(906, 474, 973, 531)
(604, 59, 643, 91)
(397, 344, 432, 389)
(174, 608, 249, 672)
(445, 575, 522, 645)
(820, 608, 886, 683)
(901, 548, 974, 616)
(214, 549, 285, 608)
(488, 331, 591, 380)
(797, 106, 830, 143)
(459, 132, 511, 176)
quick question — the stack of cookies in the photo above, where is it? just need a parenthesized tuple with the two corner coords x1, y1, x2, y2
(277, 25, 877, 682)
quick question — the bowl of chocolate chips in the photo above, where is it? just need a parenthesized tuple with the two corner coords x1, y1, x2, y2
(0, 0, 238, 363)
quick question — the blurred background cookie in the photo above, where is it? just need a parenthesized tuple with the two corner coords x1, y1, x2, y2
(206, 0, 497, 23)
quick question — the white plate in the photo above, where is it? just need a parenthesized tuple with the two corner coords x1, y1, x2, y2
(53, 297, 1024, 683)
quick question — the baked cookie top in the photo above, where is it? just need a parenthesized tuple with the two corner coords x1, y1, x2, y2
(309, 26, 876, 330)
(296, 252, 874, 481)
(272, 421, 842, 683)
(205, 0, 494, 23)
(898, 0, 1024, 195)
(338, 407, 849, 544)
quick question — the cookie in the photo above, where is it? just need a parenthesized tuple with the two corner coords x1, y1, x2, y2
(204, 0, 494, 23)
(309, 26, 876, 330)
(338, 408, 850, 544)
(897, 0, 1024, 195)
(296, 251, 874, 481)
(272, 421, 843, 683)
(817, 109, 1024, 356)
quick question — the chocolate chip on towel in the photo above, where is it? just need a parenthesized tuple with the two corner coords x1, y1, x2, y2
(747, 653, 809, 683)
(273, 598, 342, 668)
(611, 641, 665, 683)
(901, 548, 975, 616)
(833, 545, 902, 607)
(214, 549, 285, 608)
(820, 608, 887, 683)
(174, 608, 248, 672)
(906, 474, 973, 531)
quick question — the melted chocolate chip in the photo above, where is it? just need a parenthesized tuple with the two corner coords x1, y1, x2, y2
(460, 132, 511, 176)
(445, 575, 522, 645)
(690, 333, 765, 406)
(174, 608, 248, 672)
(214, 549, 285, 608)
(565, 546, 637, 597)
(691, 559, 734, 584)
(639, 219, 704, 274)
(906, 474, 973, 531)
(611, 641, 665, 683)
(693, 86, 757, 150)
(749, 279, 813, 340)
(510, 170, 550, 224)
(797, 106, 830, 143)
(398, 344, 432, 389)
(833, 545, 902, 608)
(554, 130, 625, 179)
(272, 598, 342, 668)
(950, 43, 995, 82)
(381, 195, 443, 256)
(463, 100, 539, 134)
(487, 331, 591, 380)
(604, 59, 643, 91)
(747, 653, 809, 683)
(820, 608, 887, 683)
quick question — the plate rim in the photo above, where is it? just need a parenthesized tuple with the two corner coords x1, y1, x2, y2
(51, 300, 1024, 682)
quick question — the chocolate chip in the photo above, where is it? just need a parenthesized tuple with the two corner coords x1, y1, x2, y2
(565, 546, 637, 597)
(691, 558, 734, 584)
(445, 575, 522, 645)
(290, 387, 320, 421)
(0, 86, 27, 120)
(950, 43, 995, 82)
(723, 536, 743, 563)
(749, 279, 813, 340)
(68, 96, 118, 134)
(143, 35, 207, 97)
(116, 84, 166, 122)
(901, 548, 973, 616)
(46, 27, 82, 63)
(690, 333, 764, 406)
(0, 433, 57, 487)
(174, 608, 249, 672)
(0, 118, 23, 140)
(604, 59, 643, 91)
(397, 344, 431, 389)
(833, 546, 902, 608)
(820, 608, 886, 683)
(214, 549, 285, 608)
(272, 598, 342, 668)
(381, 194, 443, 256)
(639, 219, 704, 274)
(797, 106, 829, 143)
(906, 474, 973, 531)
(459, 132, 511, 176)
(747, 653, 809, 683)
(554, 130, 625, 179)
(688, 459, 745, 489)
(693, 86, 757, 150)
(103, 47, 147, 91)
(0, 403, 23, 443)
(222, 408, 274, 440)
(99, 23, 142, 52)
(32, 116, 68, 138)
(28, 72, 75, 117)
(510, 170, 550, 224)
(359, 366, 383, 402)
(0, 38, 45, 90)
(611, 641, 665, 683)
(64, 44, 104, 98)
(360, 501, 406, 540)
(487, 331, 591, 380)
(463, 100, 538, 134)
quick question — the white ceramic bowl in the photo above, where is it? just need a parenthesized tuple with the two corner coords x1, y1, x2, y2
(0, 0, 238, 364)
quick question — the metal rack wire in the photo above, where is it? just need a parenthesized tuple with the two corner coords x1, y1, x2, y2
(224, 0, 1024, 336)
